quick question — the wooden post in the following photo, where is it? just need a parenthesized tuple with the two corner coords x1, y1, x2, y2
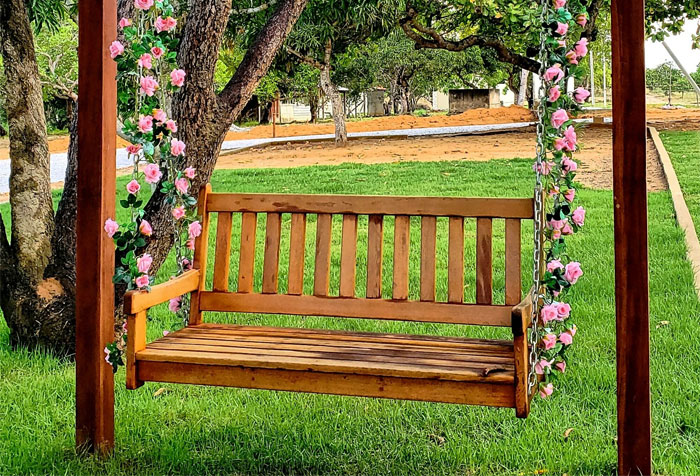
(611, 0, 652, 474)
(75, 0, 117, 455)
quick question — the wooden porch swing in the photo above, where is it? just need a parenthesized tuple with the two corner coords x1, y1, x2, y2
(124, 188, 538, 417)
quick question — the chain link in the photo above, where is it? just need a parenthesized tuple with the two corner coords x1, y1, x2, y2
(527, 0, 550, 395)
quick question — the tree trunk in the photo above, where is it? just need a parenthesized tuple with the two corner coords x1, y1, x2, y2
(517, 69, 529, 106)
(308, 90, 319, 123)
(319, 65, 347, 146)
(0, 0, 76, 355)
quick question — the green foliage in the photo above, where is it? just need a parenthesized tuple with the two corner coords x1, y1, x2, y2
(646, 61, 695, 97)
(34, 20, 77, 102)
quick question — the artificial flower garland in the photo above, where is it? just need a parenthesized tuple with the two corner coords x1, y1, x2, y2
(534, 0, 589, 397)
(104, 0, 198, 371)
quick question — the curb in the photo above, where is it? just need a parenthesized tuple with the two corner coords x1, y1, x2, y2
(648, 126, 700, 300)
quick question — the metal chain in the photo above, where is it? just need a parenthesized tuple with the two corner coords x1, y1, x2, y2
(527, 0, 551, 395)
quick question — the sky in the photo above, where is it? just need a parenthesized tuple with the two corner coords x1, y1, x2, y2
(645, 22, 700, 73)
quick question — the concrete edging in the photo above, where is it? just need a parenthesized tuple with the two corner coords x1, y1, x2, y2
(648, 126, 700, 299)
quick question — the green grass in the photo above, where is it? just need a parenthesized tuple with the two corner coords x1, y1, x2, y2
(660, 130, 700, 240)
(2, 159, 700, 475)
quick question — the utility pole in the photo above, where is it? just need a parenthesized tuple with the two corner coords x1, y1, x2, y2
(589, 50, 596, 106)
(603, 55, 608, 107)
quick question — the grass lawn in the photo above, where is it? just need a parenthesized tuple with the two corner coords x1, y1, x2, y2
(660, 130, 700, 239)
(1, 159, 700, 475)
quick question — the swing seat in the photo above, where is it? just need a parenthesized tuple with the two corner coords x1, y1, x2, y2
(124, 187, 536, 417)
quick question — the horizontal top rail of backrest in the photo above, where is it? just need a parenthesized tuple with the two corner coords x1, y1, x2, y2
(206, 193, 535, 219)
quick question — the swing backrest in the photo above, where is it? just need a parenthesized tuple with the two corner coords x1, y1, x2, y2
(190, 191, 534, 327)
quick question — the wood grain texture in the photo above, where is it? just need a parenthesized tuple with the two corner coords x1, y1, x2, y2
(339, 214, 358, 297)
(124, 270, 201, 314)
(367, 215, 384, 298)
(504, 219, 522, 305)
(420, 216, 437, 302)
(262, 213, 282, 293)
(393, 216, 411, 300)
(126, 311, 147, 390)
(212, 212, 233, 292)
(188, 184, 211, 325)
(476, 218, 493, 305)
(448, 217, 464, 303)
(313, 213, 333, 296)
(237, 212, 257, 293)
(287, 213, 307, 295)
(612, 0, 652, 472)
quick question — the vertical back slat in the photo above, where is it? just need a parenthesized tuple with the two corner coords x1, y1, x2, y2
(476, 217, 493, 304)
(393, 215, 411, 300)
(339, 214, 358, 297)
(448, 217, 464, 303)
(313, 213, 333, 296)
(366, 214, 384, 298)
(420, 216, 437, 302)
(505, 219, 522, 305)
(237, 212, 257, 293)
(262, 213, 282, 293)
(188, 184, 211, 325)
(287, 213, 307, 295)
(212, 212, 233, 292)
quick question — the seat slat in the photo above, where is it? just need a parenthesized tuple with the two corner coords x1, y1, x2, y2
(237, 212, 257, 293)
(393, 216, 411, 300)
(213, 212, 233, 292)
(262, 213, 282, 293)
(314, 213, 333, 296)
(505, 219, 522, 305)
(476, 218, 493, 305)
(339, 214, 358, 297)
(367, 214, 384, 298)
(448, 217, 464, 303)
(287, 213, 307, 295)
(420, 216, 437, 301)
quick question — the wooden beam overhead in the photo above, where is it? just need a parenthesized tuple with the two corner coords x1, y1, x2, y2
(611, 0, 652, 474)
(75, 0, 117, 455)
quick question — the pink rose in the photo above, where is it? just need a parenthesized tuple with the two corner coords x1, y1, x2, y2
(150, 46, 164, 58)
(565, 50, 579, 65)
(552, 229, 562, 240)
(557, 40, 567, 49)
(543, 65, 564, 83)
(564, 188, 576, 202)
(182, 258, 192, 270)
(554, 138, 567, 151)
(139, 219, 152, 236)
(573, 87, 591, 103)
(152, 108, 167, 123)
(576, 14, 588, 27)
(184, 167, 196, 179)
(533, 161, 554, 176)
(104, 218, 119, 237)
(564, 261, 583, 284)
(548, 219, 565, 230)
(170, 139, 186, 156)
(109, 41, 124, 59)
(138, 115, 153, 133)
(188, 221, 202, 239)
(138, 53, 152, 69)
(134, 0, 154, 10)
(163, 330, 170, 336)
(556, 302, 571, 319)
(135, 275, 150, 288)
(547, 260, 564, 273)
(564, 125, 577, 150)
(155, 16, 177, 33)
(560, 331, 574, 346)
(119, 18, 132, 28)
(542, 333, 557, 350)
(143, 163, 162, 184)
(175, 177, 189, 194)
(572, 206, 586, 226)
(137, 254, 153, 274)
(126, 144, 142, 155)
(548, 85, 561, 102)
(535, 359, 552, 375)
(170, 69, 186, 87)
(541, 304, 559, 324)
(555, 360, 567, 373)
(569, 324, 578, 336)
(561, 157, 578, 172)
(561, 223, 574, 235)
(126, 179, 141, 195)
(539, 383, 554, 399)
(554, 0, 566, 7)
(186, 239, 195, 250)
(574, 38, 589, 57)
(168, 296, 182, 313)
(172, 206, 185, 220)
(140, 76, 159, 96)
(551, 109, 569, 128)
(165, 120, 178, 132)
(555, 22, 569, 36)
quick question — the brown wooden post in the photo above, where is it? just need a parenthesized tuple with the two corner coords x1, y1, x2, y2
(75, 0, 117, 455)
(611, 0, 652, 474)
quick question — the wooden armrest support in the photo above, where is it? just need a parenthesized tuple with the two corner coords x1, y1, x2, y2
(511, 288, 534, 337)
(123, 269, 201, 314)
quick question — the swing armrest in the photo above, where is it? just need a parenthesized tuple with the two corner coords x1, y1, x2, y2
(511, 290, 534, 337)
(123, 269, 201, 314)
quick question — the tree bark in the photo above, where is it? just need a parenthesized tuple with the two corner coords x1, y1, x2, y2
(319, 65, 347, 146)
(308, 90, 319, 123)
(517, 69, 529, 106)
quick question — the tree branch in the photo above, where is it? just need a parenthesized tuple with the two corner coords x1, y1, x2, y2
(232, 0, 278, 14)
(285, 45, 324, 69)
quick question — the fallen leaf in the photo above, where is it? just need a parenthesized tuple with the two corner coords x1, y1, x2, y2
(153, 387, 167, 398)
(563, 428, 574, 441)
(656, 320, 670, 328)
